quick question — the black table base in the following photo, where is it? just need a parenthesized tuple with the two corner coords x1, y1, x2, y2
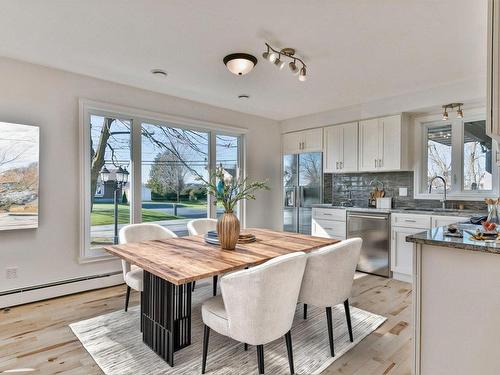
(142, 271, 192, 366)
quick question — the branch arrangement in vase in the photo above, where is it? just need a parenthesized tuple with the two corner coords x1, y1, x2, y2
(198, 166, 270, 213)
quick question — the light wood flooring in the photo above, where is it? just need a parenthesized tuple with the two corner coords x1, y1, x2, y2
(0, 273, 412, 374)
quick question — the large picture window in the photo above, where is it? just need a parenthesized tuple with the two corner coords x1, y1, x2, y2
(80, 101, 244, 260)
(141, 123, 210, 237)
(420, 114, 497, 198)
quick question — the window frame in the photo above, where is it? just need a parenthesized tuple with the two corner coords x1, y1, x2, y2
(79, 99, 247, 263)
(415, 108, 499, 200)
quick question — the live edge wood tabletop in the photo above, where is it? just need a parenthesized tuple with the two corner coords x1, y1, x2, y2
(103, 228, 339, 285)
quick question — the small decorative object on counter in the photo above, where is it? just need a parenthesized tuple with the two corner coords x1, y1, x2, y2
(199, 165, 269, 250)
(376, 197, 391, 209)
(485, 198, 500, 224)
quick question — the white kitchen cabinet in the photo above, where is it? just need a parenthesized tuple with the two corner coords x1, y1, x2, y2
(358, 118, 380, 171)
(311, 208, 346, 240)
(391, 226, 422, 283)
(391, 213, 431, 229)
(391, 213, 471, 283)
(380, 115, 402, 171)
(282, 128, 322, 154)
(431, 215, 467, 228)
(358, 114, 409, 172)
(323, 122, 358, 173)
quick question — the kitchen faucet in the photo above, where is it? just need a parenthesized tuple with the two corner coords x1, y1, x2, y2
(428, 175, 447, 209)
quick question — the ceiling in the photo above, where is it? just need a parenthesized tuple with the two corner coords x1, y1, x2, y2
(0, 0, 488, 121)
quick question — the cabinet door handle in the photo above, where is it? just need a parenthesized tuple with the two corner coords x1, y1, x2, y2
(340, 161, 343, 169)
(379, 159, 383, 167)
(404, 219, 417, 223)
(375, 159, 378, 168)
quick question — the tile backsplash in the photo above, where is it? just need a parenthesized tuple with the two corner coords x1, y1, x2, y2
(324, 171, 487, 211)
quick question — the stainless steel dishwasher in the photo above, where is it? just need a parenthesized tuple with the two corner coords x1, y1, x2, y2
(346, 211, 390, 277)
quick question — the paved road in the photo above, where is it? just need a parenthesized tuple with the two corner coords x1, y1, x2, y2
(142, 203, 224, 219)
(91, 203, 225, 245)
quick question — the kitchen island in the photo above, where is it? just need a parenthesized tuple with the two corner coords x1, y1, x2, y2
(407, 226, 500, 375)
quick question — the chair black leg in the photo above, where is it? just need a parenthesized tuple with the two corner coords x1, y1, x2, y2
(213, 275, 218, 296)
(192, 281, 196, 292)
(326, 307, 335, 357)
(202, 325, 210, 374)
(244, 343, 248, 351)
(344, 299, 354, 342)
(256, 345, 264, 374)
(284, 331, 295, 375)
(124, 286, 131, 312)
(303, 303, 308, 320)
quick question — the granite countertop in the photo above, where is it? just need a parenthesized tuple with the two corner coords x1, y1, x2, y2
(406, 225, 500, 255)
(311, 204, 485, 218)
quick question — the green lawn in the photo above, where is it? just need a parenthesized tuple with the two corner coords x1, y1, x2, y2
(145, 200, 208, 208)
(91, 203, 179, 226)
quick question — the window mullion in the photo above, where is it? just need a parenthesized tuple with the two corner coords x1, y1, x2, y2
(208, 132, 217, 218)
(131, 117, 142, 224)
(450, 119, 462, 194)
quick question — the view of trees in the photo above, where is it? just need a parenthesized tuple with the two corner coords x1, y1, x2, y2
(147, 149, 189, 202)
(90, 117, 238, 210)
(427, 120, 492, 192)
(0, 123, 39, 219)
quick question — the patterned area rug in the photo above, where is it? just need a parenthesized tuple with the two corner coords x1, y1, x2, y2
(70, 280, 386, 374)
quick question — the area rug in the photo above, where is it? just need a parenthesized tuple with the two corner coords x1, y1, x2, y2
(70, 280, 386, 375)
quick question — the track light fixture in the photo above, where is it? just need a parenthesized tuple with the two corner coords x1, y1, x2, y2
(442, 103, 464, 120)
(262, 43, 307, 82)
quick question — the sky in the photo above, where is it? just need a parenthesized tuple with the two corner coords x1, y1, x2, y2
(0, 122, 39, 173)
(90, 115, 238, 186)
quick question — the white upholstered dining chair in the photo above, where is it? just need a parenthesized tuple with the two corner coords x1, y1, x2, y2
(187, 218, 219, 295)
(299, 238, 362, 357)
(201, 252, 307, 375)
(119, 223, 177, 311)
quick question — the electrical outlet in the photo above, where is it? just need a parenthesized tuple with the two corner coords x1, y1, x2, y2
(399, 187, 408, 197)
(6, 267, 18, 279)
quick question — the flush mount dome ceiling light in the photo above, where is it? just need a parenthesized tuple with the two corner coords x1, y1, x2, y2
(223, 53, 258, 76)
(262, 43, 307, 82)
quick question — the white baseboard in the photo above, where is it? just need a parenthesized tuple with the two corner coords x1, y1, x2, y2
(0, 273, 124, 308)
(392, 272, 413, 284)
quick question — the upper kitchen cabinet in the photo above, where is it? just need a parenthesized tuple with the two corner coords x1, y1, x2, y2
(323, 122, 358, 173)
(487, 0, 500, 143)
(358, 114, 410, 172)
(282, 128, 322, 154)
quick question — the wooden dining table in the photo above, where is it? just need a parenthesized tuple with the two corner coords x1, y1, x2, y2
(103, 228, 339, 367)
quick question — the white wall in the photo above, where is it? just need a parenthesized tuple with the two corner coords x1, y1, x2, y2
(0, 57, 281, 294)
(280, 77, 485, 133)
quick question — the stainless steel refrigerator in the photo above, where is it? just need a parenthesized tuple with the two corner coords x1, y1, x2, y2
(283, 152, 322, 234)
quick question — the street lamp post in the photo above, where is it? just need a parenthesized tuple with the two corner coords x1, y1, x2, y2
(100, 165, 129, 244)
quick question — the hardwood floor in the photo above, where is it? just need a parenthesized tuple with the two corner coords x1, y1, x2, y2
(0, 274, 412, 374)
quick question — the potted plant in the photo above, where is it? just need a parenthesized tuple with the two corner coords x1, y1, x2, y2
(199, 166, 269, 250)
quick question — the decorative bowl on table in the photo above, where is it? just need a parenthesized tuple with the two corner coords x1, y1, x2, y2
(204, 231, 256, 246)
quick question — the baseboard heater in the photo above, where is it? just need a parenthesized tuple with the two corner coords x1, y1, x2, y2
(0, 272, 125, 308)
(0, 271, 123, 297)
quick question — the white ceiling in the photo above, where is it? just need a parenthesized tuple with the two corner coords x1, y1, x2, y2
(0, 0, 488, 120)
